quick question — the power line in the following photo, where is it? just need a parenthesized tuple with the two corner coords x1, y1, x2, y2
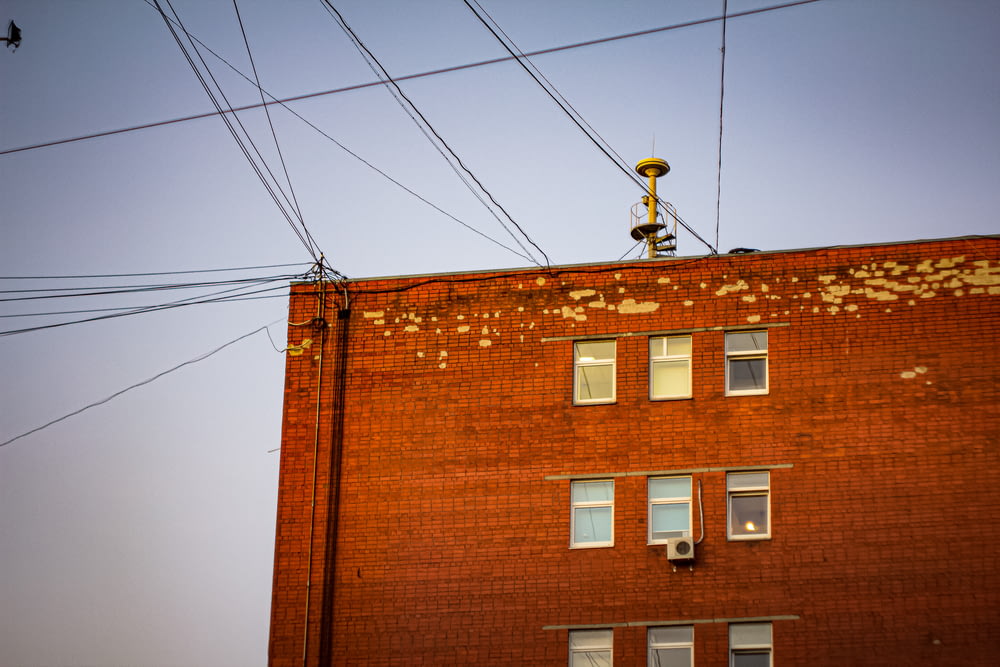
(0, 280, 291, 337)
(0, 274, 300, 299)
(319, 0, 551, 267)
(715, 0, 729, 251)
(462, 0, 719, 253)
(0, 261, 309, 281)
(0, 317, 286, 449)
(152, 0, 323, 264)
(0, 0, 823, 156)
(143, 0, 533, 263)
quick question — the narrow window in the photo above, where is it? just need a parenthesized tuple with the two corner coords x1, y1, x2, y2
(648, 477, 692, 544)
(648, 626, 693, 667)
(729, 623, 772, 667)
(727, 472, 770, 540)
(650, 335, 692, 399)
(570, 628, 612, 667)
(725, 331, 768, 395)
(574, 340, 616, 404)
(571, 480, 614, 548)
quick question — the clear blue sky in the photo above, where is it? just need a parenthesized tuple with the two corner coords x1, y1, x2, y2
(1, 1, 997, 665)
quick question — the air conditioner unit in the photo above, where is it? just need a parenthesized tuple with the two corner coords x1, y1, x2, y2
(666, 536, 695, 561)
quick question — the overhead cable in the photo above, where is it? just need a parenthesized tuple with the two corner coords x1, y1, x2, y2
(0, 0, 823, 157)
(463, 0, 718, 254)
(144, 0, 533, 263)
(152, 0, 323, 264)
(0, 317, 287, 449)
(318, 0, 551, 268)
(0, 261, 310, 280)
(715, 0, 729, 251)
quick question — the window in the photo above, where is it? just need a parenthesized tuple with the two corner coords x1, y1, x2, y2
(574, 340, 616, 404)
(727, 472, 770, 540)
(729, 623, 772, 667)
(650, 336, 692, 399)
(570, 629, 612, 667)
(648, 477, 692, 544)
(648, 626, 693, 667)
(571, 480, 614, 547)
(725, 331, 768, 395)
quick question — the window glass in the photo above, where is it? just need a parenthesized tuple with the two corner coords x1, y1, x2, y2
(571, 480, 614, 547)
(728, 358, 767, 392)
(649, 626, 693, 667)
(575, 341, 616, 404)
(732, 653, 770, 667)
(573, 480, 613, 502)
(650, 336, 691, 399)
(570, 629, 612, 667)
(726, 331, 767, 352)
(578, 364, 614, 401)
(576, 341, 615, 360)
(574, 507, 612, 543)
(727, 473, 770, 540)
(648, 477, 691, 543)
(725, 331, 768, 396)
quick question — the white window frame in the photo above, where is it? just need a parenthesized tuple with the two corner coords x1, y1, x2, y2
(727, 472, 771, 540)
(570, 628, 613, 666)
(649, 335, 692, 400)
(729, 623, 772, 667)
(647, 476, 692, 545)
(648, 625, 693, 667)
(570, 480, 614, 548)
(725, 331, 768, 396)
(574, 340, 616, 405)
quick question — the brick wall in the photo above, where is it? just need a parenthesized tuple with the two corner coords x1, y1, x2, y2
(269, 237, 1000, 666)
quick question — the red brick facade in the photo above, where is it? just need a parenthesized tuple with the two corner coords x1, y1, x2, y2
(269, 236, 1000, 666)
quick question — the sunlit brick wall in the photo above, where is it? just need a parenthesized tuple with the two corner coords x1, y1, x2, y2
(270, 237, 1000, 666)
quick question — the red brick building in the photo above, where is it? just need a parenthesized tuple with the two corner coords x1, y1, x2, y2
(269, 235, 1000, 666)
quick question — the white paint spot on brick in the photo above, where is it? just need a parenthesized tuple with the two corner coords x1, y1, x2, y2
(439, 351, 448, 358)
(439, 362, 447, 369)
(457, 325, 470, 333)
(746, 315, 761, 323)
(416, 351, 425, 358)
(818, 274, 837, 284)
(614, 273, 622, 280)
(374, 319, 385, 325)
(404, 325, 419, 332)
(900, 371, 917, 379)
(845, 304, 858, 312)
(683, 300, 693, 306)
(700, 282, 707, 288)
(828, 305, 840, 314)
(384, 331, 392, 336)
(363, 311, 384, 319)
(790, 277, 799, 283)
(588, 300, 607, 309)
(617, 299, 660, 313)
(481, 326, 489, 335)
(518, 306, 524, 312)
(742, 295, 757, 303)
(479, 339, 492, 347)
(715, 280, 749, 296)
(569, 289, 596, 300)
(915, 366, 927, 374)
(536, 277, 546, 286)
(657, 277, 670, 284)
(436, 328, 442, 334)
(457, 314, 465, 320)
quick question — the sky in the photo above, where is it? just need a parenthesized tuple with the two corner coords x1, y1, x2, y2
(1, 1, 997, 665)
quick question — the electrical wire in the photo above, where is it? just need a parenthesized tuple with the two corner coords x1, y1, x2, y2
(136, 2, 531, 262)
(0, 280, 293, 337)
(152, 0, 323, 264)
(0, 274, 300, 300)
(0, 0, 822, 157)
(715, 0, 729, 252)
(463, 0, 719, 255)
(0, 261, 310, 280)
(232, 0, 308, 233)
(0, 317, 287, 449)
(318, 0, 550, 268)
